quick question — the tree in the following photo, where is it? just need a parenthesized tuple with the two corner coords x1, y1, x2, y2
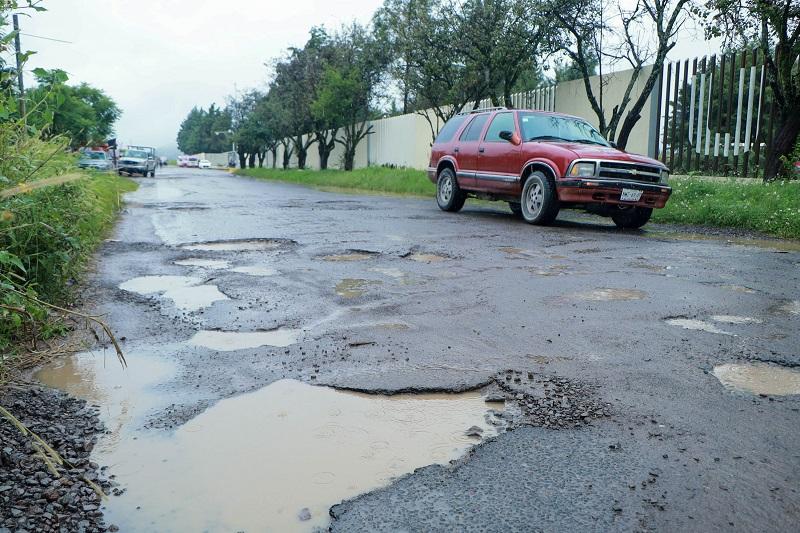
(704, 0, 800, 180)
(227, 90, 266, 168)
(549, 0, 695, 150)
(26, 69, 120, 149)
(176, 104, 231, 154)
(312, 23, 389, 171)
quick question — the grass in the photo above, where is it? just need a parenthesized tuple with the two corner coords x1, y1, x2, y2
(239, 167, 800, 239)
(651, 177, 800, 239)
(1, 171, 137, 372)
(237, 166, 436, 196)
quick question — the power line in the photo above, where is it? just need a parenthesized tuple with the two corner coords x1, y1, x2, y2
(20, 32, 72, 44)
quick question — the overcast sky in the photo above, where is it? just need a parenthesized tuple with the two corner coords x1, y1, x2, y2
(20, 0, 718, 156)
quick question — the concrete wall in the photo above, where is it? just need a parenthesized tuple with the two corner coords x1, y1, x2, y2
(263, 65, 660, 171)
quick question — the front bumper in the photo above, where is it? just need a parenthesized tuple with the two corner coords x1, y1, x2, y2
(557, 178, 672, 208)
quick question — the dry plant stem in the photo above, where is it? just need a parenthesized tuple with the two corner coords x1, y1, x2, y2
(11, 288, 127, 368)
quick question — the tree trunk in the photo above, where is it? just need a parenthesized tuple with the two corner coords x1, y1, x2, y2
(257, 151, 265, 168)
(282, 149, 290, 170)
(343, 142, 355, 171)
(318, 142, 331, 170)
(615, 111, 642, 152)
(247, 152, 256, 168)
(270, 147, 277, 169)
(297, 147, 307, 169)
(237, 151, 246, 169)
(764, 110, 800, 181)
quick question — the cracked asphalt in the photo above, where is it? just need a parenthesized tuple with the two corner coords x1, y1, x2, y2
(54, 167, 800, 531)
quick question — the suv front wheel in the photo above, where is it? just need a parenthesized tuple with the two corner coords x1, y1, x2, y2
(520, 171, 559, 225)
(436, 167, 466, 212)
(612, 206, 652, 229)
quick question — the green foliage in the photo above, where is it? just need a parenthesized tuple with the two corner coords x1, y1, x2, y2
(238, 166, 435, 195)
(176, 103, 232, 154)
(652, 177, 800, 238)
(23, 69, 120, 149)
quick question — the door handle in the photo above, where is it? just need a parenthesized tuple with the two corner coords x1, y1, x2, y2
(478, 147, 485, 153)
(453, 147, 459, 153)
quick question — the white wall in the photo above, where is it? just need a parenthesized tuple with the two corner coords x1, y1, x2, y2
(261, 66, 659, 171)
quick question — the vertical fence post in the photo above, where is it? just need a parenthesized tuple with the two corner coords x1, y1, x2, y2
(752, 52, 767, 177)
(713, 53, 726, 173)
(678, 59, 689, 171)
(725, 51, 736, 174)
(687, 58, 697, 171)
(742, 48, 758, 177)
(653, 63, 664, 159)
(660, 62, 671, 163)
(669, 61, 680, 168)
(703, 55, 716, 170)
(695, 56, 707, 173)
(733, 50, 747, 174)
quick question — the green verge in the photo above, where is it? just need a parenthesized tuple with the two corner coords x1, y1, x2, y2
(239, 168, 800, 239)
(651, 177, 800, 239)
(237, 167, 436, 196)
(0, 172, 137, 372)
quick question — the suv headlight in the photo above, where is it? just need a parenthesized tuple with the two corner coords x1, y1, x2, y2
(569, 162, 596, 177)
(660, 170, 669, 184)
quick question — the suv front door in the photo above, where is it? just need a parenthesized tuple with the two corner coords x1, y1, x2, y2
(453, 113, 490, 189)
(476, 111, 521, 193)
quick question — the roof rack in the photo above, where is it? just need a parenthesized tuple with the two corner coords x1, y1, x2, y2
(457, 106, 507, 115)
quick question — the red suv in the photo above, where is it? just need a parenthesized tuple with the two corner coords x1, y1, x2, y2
(427, 107, 671, 228)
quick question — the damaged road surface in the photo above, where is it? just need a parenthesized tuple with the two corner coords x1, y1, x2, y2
(31, 167, 800, 532)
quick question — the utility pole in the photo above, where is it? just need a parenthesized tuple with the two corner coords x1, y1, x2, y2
(12, 14, 26, 118)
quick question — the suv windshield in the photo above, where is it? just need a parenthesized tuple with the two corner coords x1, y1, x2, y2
(126, 150, 148, 159)
(83, 152, 106, 160)
(519, 113, 609, 146)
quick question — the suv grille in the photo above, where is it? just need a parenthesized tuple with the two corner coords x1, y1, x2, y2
(598, 161, 661, 182)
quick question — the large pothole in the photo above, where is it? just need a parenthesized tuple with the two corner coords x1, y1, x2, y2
(119, 275, 228, 312)
(713, 363, 800, 396)
(180, 238, 295, 252)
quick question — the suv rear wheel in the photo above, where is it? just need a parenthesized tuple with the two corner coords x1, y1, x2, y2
(612, 206, 652, 229)
(436, 167, 466, 212)
(520, 171, 559, 225)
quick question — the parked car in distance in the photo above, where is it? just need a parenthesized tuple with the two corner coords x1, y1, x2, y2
(428, 107, 671, 229)
(118, 148, 158, 177)
(77, 150, 113, 171)
(178, 155, 200, 168)
(198, 159, 211, 169)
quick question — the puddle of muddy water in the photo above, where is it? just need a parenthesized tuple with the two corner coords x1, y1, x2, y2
(174, 258, 230, 269)
(369, 267, 406, 279)
(572, 288, 647, 301)
(649, 231, 800, 253)
(335, 278, 381, 298)
(777, 300, 800, 315)
(230, 265, 279, 276)
(75, 379, 500, 532)
(120, 275, 228, 312)
(181, 239, 286, 252)
(407, 252, 451, 262)
(711, 315, 763, 324)
(713, 363, 800, 396)
(188, 328, 300, 351)
(666, 318, 732, 335)
(321, 252, 377, 262)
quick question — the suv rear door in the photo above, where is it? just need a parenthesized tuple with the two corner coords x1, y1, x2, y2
(476, 111, 521, 193)
(453, 113, 490, 189)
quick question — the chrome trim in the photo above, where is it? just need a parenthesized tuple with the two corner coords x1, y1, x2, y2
(565, 158, 668, 180)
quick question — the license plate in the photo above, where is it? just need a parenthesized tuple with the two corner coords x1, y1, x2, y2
(620, 188, 643, 202)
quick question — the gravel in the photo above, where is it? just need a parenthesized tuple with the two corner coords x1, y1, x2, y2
(0, 386, 114, 532)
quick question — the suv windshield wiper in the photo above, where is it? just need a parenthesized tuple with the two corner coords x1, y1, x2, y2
(527, 135, 570, 142)
(568, 138, 609, 146)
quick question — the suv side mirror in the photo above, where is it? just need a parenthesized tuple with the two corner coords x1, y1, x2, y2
(499, 130, 521, 146)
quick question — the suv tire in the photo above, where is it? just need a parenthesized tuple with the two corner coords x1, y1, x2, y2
(508, 202, 522, 218)
(612, 206, 652, 229)
(436, 167, 466, 212)
(520, 171, 559, 225)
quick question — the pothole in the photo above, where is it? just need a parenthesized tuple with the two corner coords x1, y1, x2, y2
(712, 363, 800, 395)
(181, 238, 293, 252)
(174, 258, 230, 269)
(710, 315, 763, 324)
(571, 288, 647, 301)
(722, 284, 756, 294)
(188, 329, 301, 351)
(776, 300, 800, 316)
(406, 252, 451, 263)
(119, 275, 228, 311)
(230, 265, 279, 276)
(66, 378, 502, 532)
(335, 279, 381, 298)
(666, 318, 732, 335)
(320, 250, 379, 262)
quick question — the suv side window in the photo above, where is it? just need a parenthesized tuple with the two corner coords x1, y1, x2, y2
(459, 114, 489, 142)
(484, 112, 515, 142)
(434, 114, 468, 143)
